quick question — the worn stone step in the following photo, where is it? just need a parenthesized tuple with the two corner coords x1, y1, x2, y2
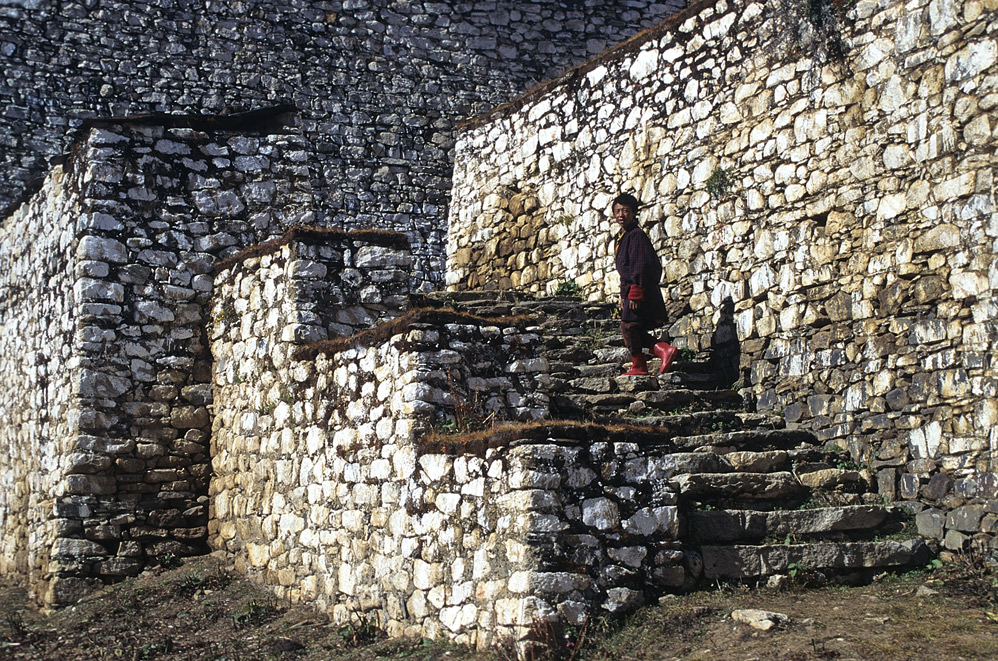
(546, 346, 594, 363)
(593, 346, 630, 363)
(567, 359, 712, 381)
(795, 467, 872, 492)
(580, 393, 743, 418)
(635, 389, 744, 409)
(422, 291, 518, 304)
(588, 412, 787, 441)
(565, 377, 742, 405)
(675, 471, 808, 502)
(688, 505, 900, 544)
(573, 364, 621, 378)
(673, 428, 819, 452)
(700, 539, 930, 580)
(715, 450, 791, 473)
(628, 451, 797, 481)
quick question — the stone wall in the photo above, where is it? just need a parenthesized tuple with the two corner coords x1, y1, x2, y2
(0, 111, 314, 604)
(207, 233, 691, 645)
(0, 164, 84, 604)
(448, 0, 998, 547)
(0, 0, 686, 288)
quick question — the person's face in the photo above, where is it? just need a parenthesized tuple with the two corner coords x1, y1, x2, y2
(613, 203, 636, 228)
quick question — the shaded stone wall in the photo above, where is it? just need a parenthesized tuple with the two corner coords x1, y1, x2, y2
(448, 0, 998, 548)
(0, 165, 84, 604)
(0, 112, 314, 604)
(0, 0, 686, 288)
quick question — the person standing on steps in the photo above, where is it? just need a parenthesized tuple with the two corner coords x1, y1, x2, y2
(612, 192, 677, 376)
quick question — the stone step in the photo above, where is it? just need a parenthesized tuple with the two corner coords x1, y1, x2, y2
(584, 412, 790, 442)
(555, 360, 719, 383)
(672, 428, 819, 452)
(700, 539, 930, 581)
(687, 505, 903, 545)
(553, 388, 736, 417)
(675, 471, 809, 504)
(629, 450, 795, 479)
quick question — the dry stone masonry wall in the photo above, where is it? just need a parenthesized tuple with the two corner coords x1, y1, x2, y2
(0, 0, 686, 288)
(448, 0, 998, 548)
(208, 236, 590, 646)
(0, 165, 86, 605)
(0, 111, 313, 604)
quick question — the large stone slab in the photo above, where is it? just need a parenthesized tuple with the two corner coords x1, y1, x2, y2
(675, 471, 806, 501)
(688, 506, 892, 544)
(701, 539, 929, 579)
(673, 429, 819, 452)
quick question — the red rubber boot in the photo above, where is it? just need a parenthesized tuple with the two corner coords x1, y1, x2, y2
(621, 354, 649, 376)
(653, 342, 677, 374)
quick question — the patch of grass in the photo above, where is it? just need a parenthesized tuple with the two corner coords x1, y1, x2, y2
(338, 614, 381, 646)
(555, 280, 580, 297)
(159, 553, 182, 569)
(710, 418, 738, 432)
(582, 321, 609, 350)
(174, 569, 231, 598)
(232, 599, 280, 627)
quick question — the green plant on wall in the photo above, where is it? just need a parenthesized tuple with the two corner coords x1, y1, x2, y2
(706, 167, 732, 199)
(555, 280, 580, 297)
(770, 0, 848, 89)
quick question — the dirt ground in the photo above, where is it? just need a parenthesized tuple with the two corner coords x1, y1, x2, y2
(2, 553, 998, 660)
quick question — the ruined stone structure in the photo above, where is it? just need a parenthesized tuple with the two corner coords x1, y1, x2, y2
(0, 0, 994, 652)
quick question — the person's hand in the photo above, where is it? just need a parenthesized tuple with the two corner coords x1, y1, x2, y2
(628, 299, 640, 311)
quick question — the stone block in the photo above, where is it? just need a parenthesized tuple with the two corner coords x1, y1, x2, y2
(923, 472, 953, 500)
(916, 508, 945, 539)
(946, 505, 985, 532)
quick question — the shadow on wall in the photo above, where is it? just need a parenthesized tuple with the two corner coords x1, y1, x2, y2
(710, 296, 740, 388)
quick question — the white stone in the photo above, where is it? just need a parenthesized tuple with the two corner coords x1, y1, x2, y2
(945, 40, 997, 82)
(77, 236, 127, 263)
(909, 421, 942, 459)
(950, 272, 987, 299)
(607, 546, 647, 567)
(622, 506, 678, 537)
(732, 609, 790, 631)
(289, 259, 327, 279)
(419, 454, 450, 481)
(929, 0, 959, 35)
(581, 497, 619, 530)
(628, 49, 658, 81)
(877, 193, 907, 220)
(883, 144, 911, 169)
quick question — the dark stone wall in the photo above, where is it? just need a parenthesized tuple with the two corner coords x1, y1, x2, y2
(0, 0, 686, 287)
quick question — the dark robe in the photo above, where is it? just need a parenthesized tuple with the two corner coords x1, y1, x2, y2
(615, 223, 667, 325)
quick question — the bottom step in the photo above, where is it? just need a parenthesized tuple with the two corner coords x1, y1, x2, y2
(701, 539, 930, 580)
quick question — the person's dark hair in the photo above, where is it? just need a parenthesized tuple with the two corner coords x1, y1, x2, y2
(612, 193, 639, 213)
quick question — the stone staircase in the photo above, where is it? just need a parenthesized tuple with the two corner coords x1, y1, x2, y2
(419, 290, 930, 587)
